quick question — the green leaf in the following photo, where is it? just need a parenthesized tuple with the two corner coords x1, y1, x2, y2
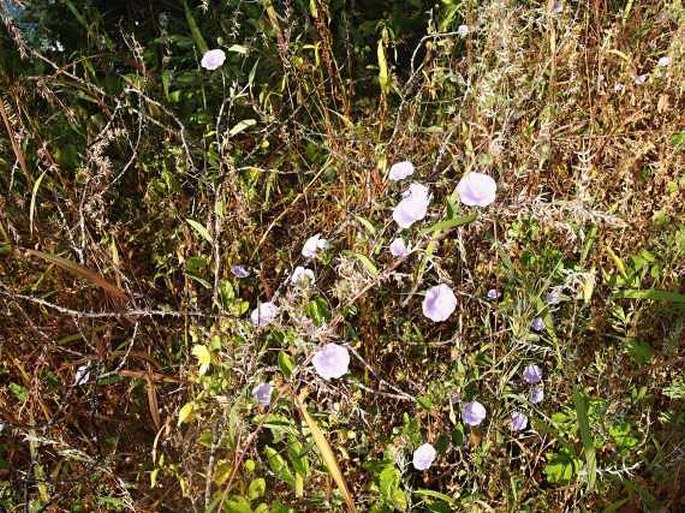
(9, 382, 28, 402)
(182, 0, 208, 53)
(226, 496, 252, 513)
(228, 44, 249, 54)
(277, 352, 295, 377)
(419, 212, 478, 236)
(353, 252, 378, 276)
(229, 119, 258, 137)
(185, 218, 213, 244)
(264, 446, 295, 487)
(574, 389, 596, 490)
(625, 339, 653, 365)
(614, 289, 685, 304)
(248, 478, 266, 500)
(544, 449, 580, 483)
(379, 465, 407, 511)
(413, 489, 457, 507)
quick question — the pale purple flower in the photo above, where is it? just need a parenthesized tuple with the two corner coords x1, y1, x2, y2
(74, 364, 90, 386)
(393, 183, 431, 228)
(291, 266, 315, 287)
(462, 400, 487, 426)
(422, 284, 457, 322)
(529, 385, 544, 404)
(312, 343, 350, 380)
(200, 49, 226, 70)
(302, 233, 328, 259)
(657, 56, 671, 68)
(252, 382, 273, 406)
(486, 288, 501, 300)
(531, 317, 545, 332)
(523, 364, 543, 384)
(412, 443, 437, 470)
(510, 411, 528, 431)
(389, 237, 408, 257)
(250, 301, 278, 327)
(456, 172, 497, 207)
(546, 288, 562, 305)
(614, 82, 624, 93)
(457, 24, 470, 37)
(388, 161, 415, 181)
(634, 74, 647, 85)
(231, 265, 250, 278)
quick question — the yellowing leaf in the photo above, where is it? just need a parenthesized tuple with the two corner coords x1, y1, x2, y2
(185, 218, 213, 244)
(192, 344, 211, 375)
(295, 392, 357, 513)
(178, 401, 195, 425)
(377, 39, 390, 94)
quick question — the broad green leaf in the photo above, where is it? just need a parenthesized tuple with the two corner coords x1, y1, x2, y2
(248, 478, 266, 500)
(185, 218, 213, 244)
(264, 446, 295, 487)
(353, 253, 378, 276)
(278, 352, 295, 377)
(226, 496, 252, 513)
(544, 449, 580, 483)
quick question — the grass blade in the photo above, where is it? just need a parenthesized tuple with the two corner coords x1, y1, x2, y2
(30, 170, 47, 235)
(615, 289, 685, 304)
(24, 249, 128, 304)
(574, 389, 596, 490)
(295, 392, 358, 513)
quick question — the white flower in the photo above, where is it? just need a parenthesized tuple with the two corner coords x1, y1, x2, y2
(302, 234, 328, 259)
(250, 302, 278, 327)
(74, 364, 90, 386)
(457, 24, 470, 37)
(634, 74, 647, 85)
(252, 383, 273, 406)
(393, 183, 431, 228)
(614, 82, 624, 93)
(200, 49, 226, 70)
(312, 343, 350, 380)
(388, 161, 415, 181)
(657, 56, 671, 68)
(412, 443, 437, 470)
(389, 237, 408, 257)
(456, 172, 497, 207)
(462, 401, 487, 426)
(291, 266, 315, 287)
(422, 284, 457, 322)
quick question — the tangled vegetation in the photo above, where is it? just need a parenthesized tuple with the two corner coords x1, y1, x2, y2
(1, 0, 684, 511)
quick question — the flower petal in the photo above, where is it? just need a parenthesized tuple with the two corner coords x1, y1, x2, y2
(422, 284, 457, 322)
